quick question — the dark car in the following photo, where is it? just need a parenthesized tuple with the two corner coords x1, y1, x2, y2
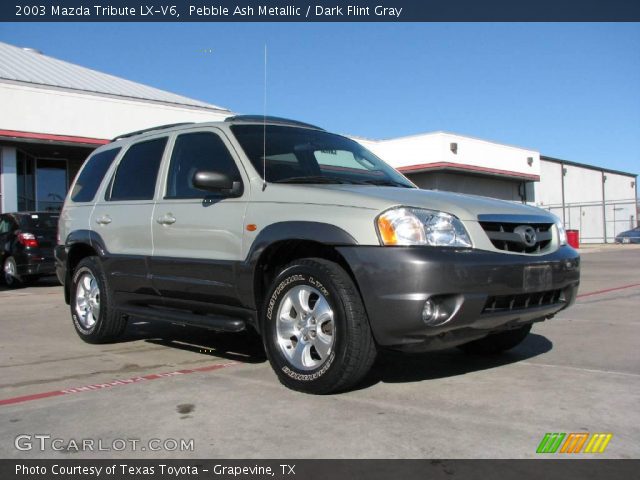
(615, 226, 640, 244)
(1, 212, 59, 287)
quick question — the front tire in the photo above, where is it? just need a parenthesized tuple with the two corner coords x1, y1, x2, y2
(262, 258, 377, 394)
(70, 256, 126, 344)
(457, 324, 532, 355)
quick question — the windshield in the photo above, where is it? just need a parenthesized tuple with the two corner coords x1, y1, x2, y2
(231, 125, 415, 188)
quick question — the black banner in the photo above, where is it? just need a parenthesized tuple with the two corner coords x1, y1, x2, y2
(3, 0, 640, 22)
(2, 460, 639, 480)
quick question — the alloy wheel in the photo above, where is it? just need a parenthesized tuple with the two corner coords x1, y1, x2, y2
(74, 271, 101, 329)
(275, 285, 335, 370)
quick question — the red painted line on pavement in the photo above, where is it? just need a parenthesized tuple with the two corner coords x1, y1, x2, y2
(3, 282, 635, 407)
(577, 283, 640, 299)
(0, 362, 239, 407)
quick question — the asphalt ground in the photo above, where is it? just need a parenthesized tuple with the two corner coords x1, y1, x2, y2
(1, 246, 639, 459)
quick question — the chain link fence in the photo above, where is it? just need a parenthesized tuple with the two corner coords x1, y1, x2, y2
(542, 198, 638, 243)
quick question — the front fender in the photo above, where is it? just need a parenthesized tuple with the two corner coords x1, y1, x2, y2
(236, 221, 358, 310)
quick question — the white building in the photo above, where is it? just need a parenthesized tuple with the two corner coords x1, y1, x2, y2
(354, 132, 540, 202)
(537, 156, 637, 243)
(354, 133, 637, 243)
(0, 41, 230, 213)
(0, 41, 636, 243)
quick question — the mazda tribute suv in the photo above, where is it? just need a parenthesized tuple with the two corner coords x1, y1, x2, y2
(55, 116, 580, 394)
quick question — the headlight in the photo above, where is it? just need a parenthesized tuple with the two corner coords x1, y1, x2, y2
(555, 221, 567, 246)
(376, 207, 472, 247)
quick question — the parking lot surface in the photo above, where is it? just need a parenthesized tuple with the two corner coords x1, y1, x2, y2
(1, 247, 639, 459)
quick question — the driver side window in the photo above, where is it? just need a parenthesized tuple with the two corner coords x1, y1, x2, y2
(166, 131, 241, 199)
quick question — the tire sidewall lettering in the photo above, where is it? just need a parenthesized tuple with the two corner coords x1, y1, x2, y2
(282, 351, 335, 381)
(266, 273, 305, 321)
(308, 276, 329, 296)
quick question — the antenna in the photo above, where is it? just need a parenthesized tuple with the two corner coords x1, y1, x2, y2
(262, 43, 267, 191)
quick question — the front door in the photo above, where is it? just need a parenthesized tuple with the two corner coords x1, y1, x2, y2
(150, 128, 249, 307)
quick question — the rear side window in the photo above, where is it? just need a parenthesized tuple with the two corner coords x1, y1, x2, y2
(109, 138, 167, 201)
(166, 132, 241, 199)
(70, 148, 120, 202)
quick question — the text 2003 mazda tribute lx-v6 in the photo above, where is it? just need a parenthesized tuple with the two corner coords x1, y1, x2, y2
(55, 116, 580, 394)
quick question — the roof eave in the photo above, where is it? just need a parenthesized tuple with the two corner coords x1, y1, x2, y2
(398, 162, 540, 182)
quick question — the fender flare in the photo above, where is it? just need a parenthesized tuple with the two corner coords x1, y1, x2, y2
(60, 230, 109, 304)
(236, 221, 358, 309)
(65, 230, 109, 258)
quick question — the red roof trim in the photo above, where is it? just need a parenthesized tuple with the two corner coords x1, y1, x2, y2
(398, 162, 540, 181)
(0, 129, 109, 146)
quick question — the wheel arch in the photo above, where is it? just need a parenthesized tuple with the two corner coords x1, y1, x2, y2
(62, 230, 108, 304)
(238, 222, 362, 329)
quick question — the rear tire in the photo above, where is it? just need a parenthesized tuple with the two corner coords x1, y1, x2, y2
(3, 256, 23, 288)
(457, 324, 532, 355)
(261, 258, 377, 394)
(70, 256, 127, 344)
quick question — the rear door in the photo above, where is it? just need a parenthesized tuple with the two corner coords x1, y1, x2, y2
(90, 136, 168, 299)
(150, 127, 249, 306)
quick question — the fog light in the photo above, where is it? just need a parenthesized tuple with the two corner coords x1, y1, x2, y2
(422, 296, 456, 326)
(422, 299, 440, 325)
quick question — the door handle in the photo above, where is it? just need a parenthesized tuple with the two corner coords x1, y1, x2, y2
(96, 215, 112, 225)
(156, 213, 176, 225)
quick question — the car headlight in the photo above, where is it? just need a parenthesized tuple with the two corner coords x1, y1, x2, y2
(555, 220, 567, 246)
(376, 207, 472, 247)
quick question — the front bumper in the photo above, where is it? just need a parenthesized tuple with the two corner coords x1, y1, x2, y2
(337, 245, 580, 351)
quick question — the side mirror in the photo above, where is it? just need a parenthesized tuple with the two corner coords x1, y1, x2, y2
(192, 170, 242, 196)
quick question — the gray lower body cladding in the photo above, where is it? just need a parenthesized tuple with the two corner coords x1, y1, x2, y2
(336, 245, 580, 352)
(56, 237, 580, 350)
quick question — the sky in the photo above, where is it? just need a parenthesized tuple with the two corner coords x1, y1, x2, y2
(1, 22, 639, 173)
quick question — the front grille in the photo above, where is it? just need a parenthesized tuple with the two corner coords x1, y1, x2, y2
(482, 289, 565, 314)
(480, 221, 553, 254)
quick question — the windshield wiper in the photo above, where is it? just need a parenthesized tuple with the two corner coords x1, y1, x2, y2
(273, 176, 349, 185)
(360, 179, 414, 188)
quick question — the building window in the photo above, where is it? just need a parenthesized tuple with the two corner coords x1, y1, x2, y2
(36, 159, 68, 212)
(17, 150, 36, 211)
(16, 150, 70, 212)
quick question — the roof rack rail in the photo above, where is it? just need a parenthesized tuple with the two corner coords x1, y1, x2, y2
(225, 115, 324, 130)
(111, 122, 195, 141)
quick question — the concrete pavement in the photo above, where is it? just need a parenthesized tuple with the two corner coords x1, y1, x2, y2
(1, 248, 638, 459)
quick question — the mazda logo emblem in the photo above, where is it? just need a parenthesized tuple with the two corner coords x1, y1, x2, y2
(514, 225, 537, 247)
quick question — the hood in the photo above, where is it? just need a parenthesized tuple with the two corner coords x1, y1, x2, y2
(259, 184, 556, 221)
